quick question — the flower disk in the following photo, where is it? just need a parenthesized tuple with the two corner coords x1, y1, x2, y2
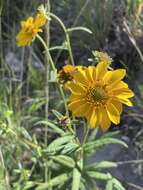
(16, 13, 46, 46)
(66, 62, 134, 131)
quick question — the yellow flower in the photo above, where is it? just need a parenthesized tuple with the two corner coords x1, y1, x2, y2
(66, 62, 134, 131)
(16, 13, 46, 46)
(58, 64, 85, 84)
(94, 51, 112, 65)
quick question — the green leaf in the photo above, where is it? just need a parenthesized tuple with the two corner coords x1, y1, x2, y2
(106, 180, 113, 190)
(67, 27, 92, 34)
(84, 137, 128, 154)
(80, 181, 86, 190)
(112, 178, 126, 190)
(86, 161, 118, 170)
(101, 131, 120, 138)
(71, 168, 81, 190)
(35, 120, 65, 135)
(23, 181, 36, 190)
(52, 109, 64, 120)
(49, 70, 57, 82)
(49, 45, 68, 51)
(86, 171, 112, 180)
(45, 135, 74, 153)
(27, 99, 46, 114)
(52, 155, 75, 168)
(61, 142, 79, 154)
(36, 174, 69, 190)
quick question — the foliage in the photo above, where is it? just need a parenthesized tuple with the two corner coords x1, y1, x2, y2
(0, 0, 143, 190)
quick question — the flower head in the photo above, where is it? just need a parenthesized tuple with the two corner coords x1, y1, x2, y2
(93, 51, 112, 66)
(66, 62, 134, 131)
(16, 12, 46, 46)
(58, 64, 84, 84)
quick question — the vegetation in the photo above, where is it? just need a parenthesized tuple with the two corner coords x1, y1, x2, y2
(0, 0, 143, 190)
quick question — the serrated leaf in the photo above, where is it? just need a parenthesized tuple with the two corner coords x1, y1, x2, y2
(67, 27, 92, 34)
(52, 155, 75, 168)
(71, 168, 81, 190)
(36, 173, 69, 190)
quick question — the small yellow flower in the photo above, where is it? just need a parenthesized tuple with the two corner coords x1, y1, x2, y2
(66, 62, 134, 131)
(16, 13, 46, 46)
(94, 51, 112, 65)
(58, 64, 80, 84)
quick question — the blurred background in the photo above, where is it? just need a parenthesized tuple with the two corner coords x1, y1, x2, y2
(1, 0, 143, 189)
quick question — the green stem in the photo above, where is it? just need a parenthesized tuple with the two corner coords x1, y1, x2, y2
(36, 34, 55, 71)
(0, 0, 4, 78)
(82, 125, 90, 145)
(48, 13, 75, 66)
(0, 147, 11, 190)
(36, 34, 70, 118)
(44, 0, 51, 184)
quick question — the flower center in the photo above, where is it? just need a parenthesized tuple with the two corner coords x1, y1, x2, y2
(87, 86, 108, 105)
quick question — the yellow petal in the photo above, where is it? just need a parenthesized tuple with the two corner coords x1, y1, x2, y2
(73, 103, 90, 117)
(96, 62, 108, 80)
(34, 13, 46, 28)
(114, 89, 134, 98)
(68, 93, 85, 102)
(107, 81, 128, 91)
(87, 108, 98, 128)
(104, 69, 126, 84)
(85, 66, 95, 82)
(111, 100, 123, 114)
(65, 82, 86, 94)
(68, 100, 88, 116)
(73, 70, 89, 85)
(106, 103, 120, 124)
(16, 33, 33, 46)
(116, 98, 133, 107)
(100, 107, 111, 131)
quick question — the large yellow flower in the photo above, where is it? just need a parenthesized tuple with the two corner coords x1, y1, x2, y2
(16, 13, 46, 46)
(66, 62, 134, 131)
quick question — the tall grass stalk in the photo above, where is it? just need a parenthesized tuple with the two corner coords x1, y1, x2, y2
(44, 0, 50, 184)
(0, 148, 11, 190)
(0, 0, 4, 78)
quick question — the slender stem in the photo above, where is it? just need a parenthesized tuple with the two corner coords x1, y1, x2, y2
(36, 34, 70, 118)
(82, 125, 90, 145)
(48, 13, 75, 66)
(0, 0, 4, 78)
(117, 159, 143, 165)
(19, 47, 25, 111)
(43, 0, 50, 184)
(0, 147, 11, 190)
(36, 34, 55, 71)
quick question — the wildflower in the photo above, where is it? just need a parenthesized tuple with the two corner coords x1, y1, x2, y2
(16, 12, 46, 46)
(58, 64, 82, 84)
(93, 51, 112, 65)
(66, 62, 134, 131)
